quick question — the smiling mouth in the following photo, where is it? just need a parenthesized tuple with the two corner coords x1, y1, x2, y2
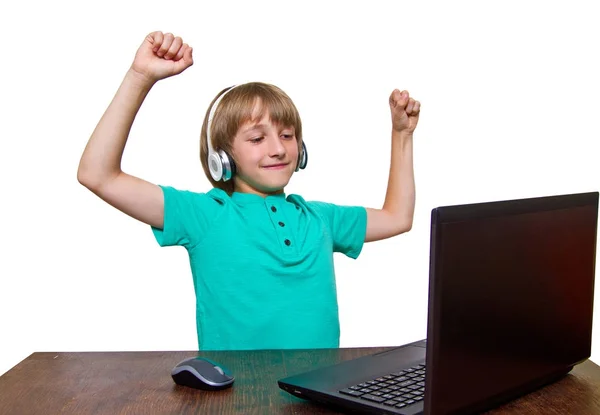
(262, 163, 289, 169)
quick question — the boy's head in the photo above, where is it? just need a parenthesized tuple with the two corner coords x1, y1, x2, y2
(200, 82, 304, 196)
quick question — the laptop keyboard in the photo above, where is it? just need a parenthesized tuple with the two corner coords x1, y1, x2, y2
(338, 363, 426, 409)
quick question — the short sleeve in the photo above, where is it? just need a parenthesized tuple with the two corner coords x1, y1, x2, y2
(151, 185, 226, 249)
(309, 201, 367, 259)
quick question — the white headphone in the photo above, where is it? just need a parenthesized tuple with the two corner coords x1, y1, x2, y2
(206, 85, 307, 182)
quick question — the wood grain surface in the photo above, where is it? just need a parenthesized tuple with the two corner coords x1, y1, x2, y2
(0, 348, 598, 414)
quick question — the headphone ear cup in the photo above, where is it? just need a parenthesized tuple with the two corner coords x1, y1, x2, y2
(208, 149, 236, 182)
(219, 149, 235, 182)
(296, 141, 308, 171)
(228, 154, 237, 179)
(208, 151, 224, 181)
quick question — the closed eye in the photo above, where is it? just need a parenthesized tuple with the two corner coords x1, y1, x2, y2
(249, 137, 264, 143)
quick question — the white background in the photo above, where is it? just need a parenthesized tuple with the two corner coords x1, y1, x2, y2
(1, 1, 599, 377)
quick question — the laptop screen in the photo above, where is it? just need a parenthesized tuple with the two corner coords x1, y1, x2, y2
(425, 192, 598, 414)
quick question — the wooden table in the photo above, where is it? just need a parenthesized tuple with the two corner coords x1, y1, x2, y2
(1, 348, 599, 414)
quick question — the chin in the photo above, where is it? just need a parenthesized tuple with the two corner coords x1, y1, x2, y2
(257, 178, 291, 193)
(260, 182, 289, 193)
(237, 169, 293, 194)
(257, 172, 292, 189)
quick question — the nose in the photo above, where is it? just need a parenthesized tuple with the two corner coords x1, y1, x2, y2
(266, 134, 285, 158)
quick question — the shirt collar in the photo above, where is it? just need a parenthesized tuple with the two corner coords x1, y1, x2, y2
(231, 191, 287, 205)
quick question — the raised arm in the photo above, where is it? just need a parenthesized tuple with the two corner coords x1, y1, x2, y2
(77, 31, 194, 229)
(365, 89, 420, 243)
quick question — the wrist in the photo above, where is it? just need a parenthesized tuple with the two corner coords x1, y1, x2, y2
(124, 68, 156, 92)
(392, 129, 414, 140)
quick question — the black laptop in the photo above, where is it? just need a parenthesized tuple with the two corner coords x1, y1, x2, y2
(278, 191, 599, 415)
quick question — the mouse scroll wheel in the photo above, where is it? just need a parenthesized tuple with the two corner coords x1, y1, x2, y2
(214, 366, 225, 375)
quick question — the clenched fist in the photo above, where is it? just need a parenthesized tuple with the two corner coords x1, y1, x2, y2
(389, 89, 420, 134)
(130, 31, 194, 85)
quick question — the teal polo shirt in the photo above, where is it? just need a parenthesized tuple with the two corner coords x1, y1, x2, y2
(151, 185, 367, 351)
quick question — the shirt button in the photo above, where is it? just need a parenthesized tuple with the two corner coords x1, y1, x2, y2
(284, 239, 291, 246)
(278, 221, 285, 227)
(271, 206, 277, 212)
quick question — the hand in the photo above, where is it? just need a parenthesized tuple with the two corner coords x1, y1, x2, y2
(389, 89, 420, 134)
(130, 31, 194, 85)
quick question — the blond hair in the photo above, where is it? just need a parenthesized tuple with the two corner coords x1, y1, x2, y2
(200, 82, 303, 194)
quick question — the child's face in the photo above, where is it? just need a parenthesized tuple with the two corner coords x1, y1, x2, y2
(231, 105, 299, 197)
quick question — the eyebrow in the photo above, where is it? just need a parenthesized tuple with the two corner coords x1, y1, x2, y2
(241, 123, 268, 133)
(241, 124, 295, 134)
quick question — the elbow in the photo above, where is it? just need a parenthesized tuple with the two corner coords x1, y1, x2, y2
(77, 167, 99, 191)
(77, 166, 118, 193)
(399, 221, 412, 234)
(382, 210, 413, 237)
(77, 168, 92, 188)
(397, 216, 413, 235)
(77, 168, 88, 186)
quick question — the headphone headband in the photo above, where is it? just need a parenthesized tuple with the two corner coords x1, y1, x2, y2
(206, 85, 237, 154)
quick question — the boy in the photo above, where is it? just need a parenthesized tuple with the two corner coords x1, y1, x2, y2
(77, 31, 420, 351)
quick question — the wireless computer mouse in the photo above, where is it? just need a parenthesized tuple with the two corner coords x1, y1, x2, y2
(171, 356, 235, 391)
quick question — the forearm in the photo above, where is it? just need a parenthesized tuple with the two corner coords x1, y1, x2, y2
(381, 130, 415, 231)
(364, 89, 418, 243)
(77, 69, 154, 188)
